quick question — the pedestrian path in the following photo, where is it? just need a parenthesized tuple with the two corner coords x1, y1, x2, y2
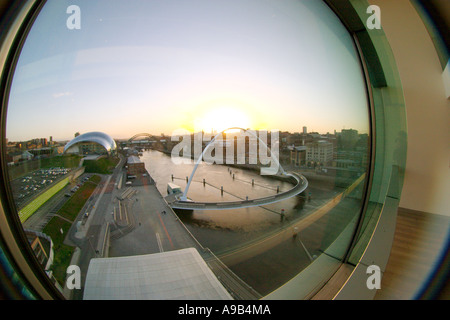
(167, 171, 308, 210)
(109, 178, 262, 300)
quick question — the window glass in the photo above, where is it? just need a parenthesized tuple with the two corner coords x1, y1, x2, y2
(6, 0, 370, 299)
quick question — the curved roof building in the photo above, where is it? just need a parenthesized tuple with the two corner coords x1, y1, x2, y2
(63, 131, 117, 155)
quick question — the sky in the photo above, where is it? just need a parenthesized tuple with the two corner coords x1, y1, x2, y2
(6, 0, 370, 142)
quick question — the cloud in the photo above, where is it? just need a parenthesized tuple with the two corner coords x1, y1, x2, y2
(52, 92, 73, 98)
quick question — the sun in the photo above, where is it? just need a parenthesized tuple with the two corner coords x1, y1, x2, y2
(194, 104, 252, 133)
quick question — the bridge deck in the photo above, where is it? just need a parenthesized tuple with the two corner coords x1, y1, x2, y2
(166, 172, 308, 210)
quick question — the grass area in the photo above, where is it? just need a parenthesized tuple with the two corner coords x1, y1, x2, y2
(43, 174, 101, 286)
(43, 217, 74, 287)
(83, 156, 119, 174)
(88, 174, 102, 184)
(39, 154, 82, 169)
(58, 175, 101, 221)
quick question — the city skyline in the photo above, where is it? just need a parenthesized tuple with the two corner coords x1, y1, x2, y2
(7, 126, 367, 144)
(6, 0, 369, 142)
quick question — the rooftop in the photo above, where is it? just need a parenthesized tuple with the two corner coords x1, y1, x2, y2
(127, 155, 141, 164)
(83, 248, 233, 300)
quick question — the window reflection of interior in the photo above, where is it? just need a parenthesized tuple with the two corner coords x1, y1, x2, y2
(5, 0, 371, 300)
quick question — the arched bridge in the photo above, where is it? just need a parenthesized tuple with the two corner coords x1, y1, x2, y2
(128, 133, 154, 142)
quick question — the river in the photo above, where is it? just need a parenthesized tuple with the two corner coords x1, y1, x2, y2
(141, 149, 363, 296)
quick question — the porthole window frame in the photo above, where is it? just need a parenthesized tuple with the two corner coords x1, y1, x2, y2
(0, 0, 407, 300)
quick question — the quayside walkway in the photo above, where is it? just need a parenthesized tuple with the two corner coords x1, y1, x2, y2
(107, 173, 262, 300)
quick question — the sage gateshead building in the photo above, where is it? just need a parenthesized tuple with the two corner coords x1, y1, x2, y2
(63, 132, 117, 156)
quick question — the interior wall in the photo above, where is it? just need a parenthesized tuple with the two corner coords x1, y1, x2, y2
(370, 0, 450, 216)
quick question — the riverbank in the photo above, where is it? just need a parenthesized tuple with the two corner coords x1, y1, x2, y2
(138, 149, 366, 296)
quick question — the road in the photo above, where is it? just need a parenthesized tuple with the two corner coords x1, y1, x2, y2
(67, 154, 126, 300)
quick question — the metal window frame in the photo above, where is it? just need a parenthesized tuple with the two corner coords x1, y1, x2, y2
(0, 0, 63, 300)
(325, 0, 407, 299)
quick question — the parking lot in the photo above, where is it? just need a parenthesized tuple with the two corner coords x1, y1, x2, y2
(10, 167, 72, 208)
(66, 174, 93, 196)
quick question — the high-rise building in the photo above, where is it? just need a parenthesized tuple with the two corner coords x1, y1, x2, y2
(306, 140, 333, 166)
(303, 126, 307, 134)
(340, 129, 359, 150)
(290, 146, 307, 167)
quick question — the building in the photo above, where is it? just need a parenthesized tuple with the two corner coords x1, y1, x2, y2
(127, 155, 146, 175)
(339, 129, 359, 150)
(21, 151, 34, 161)
(83, 248, 232, 300)
(6, 151, 22, 165)
(63, 131, 117, 156)
(306, 140, 333, 166)
(24, 229, 53, 272)
(290, 146, 307, 167)
(336, 150, 366, 167)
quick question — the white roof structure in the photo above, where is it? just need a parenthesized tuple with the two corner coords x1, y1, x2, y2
(83, 248, 233, 300)
(127, 155, 141, 164)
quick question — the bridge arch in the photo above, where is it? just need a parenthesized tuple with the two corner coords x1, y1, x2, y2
(180, 127, 285, 201)
(128, 133, 154, 142)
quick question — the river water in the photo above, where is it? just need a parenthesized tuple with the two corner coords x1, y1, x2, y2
(141, 150, 361, 295)
(143, 150, 312, 250)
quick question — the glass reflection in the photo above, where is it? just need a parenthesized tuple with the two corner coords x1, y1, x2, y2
(6, 0, 370, 299)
